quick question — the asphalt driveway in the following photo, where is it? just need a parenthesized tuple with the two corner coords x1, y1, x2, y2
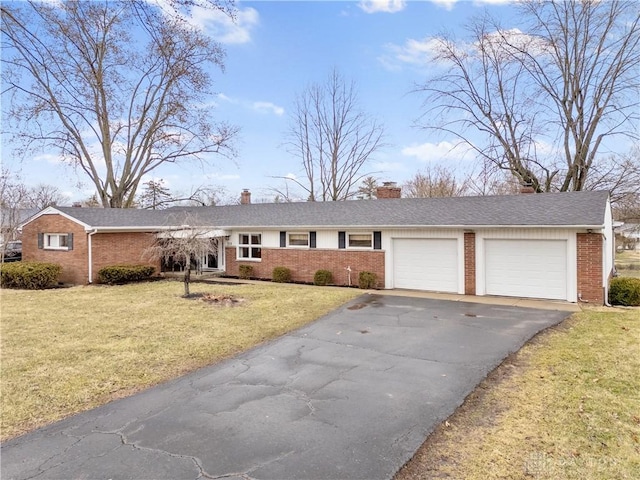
(2, 294, 571, 480)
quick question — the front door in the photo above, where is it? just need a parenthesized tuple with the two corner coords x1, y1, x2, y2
(201, 238, 225, 270)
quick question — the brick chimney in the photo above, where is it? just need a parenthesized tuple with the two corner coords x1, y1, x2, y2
(376, 181, 401, 199)
(240, 189, 251, 205)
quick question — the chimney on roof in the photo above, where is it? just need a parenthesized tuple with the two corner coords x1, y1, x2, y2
(520, 182, 536, 194)
(376, 181, 402, 199)
(240, 189, 251, 205)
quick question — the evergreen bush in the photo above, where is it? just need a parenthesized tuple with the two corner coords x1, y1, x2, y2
(97, 265, 155, 285)
(0, 262, 62, 289)
(272, 266, 292, 283)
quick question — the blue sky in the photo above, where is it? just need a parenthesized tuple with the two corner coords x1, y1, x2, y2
(4, 0, 521, 203)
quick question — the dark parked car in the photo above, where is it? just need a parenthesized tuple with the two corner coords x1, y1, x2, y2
(1, 240, 22, 262)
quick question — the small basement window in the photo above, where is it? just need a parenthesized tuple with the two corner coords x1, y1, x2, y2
(238, 233, 262, 260)
(288, 233, 309, 247)
(348, 233, 372, 248)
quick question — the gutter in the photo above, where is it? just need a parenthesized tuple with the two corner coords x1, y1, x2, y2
(87, 229, 98, 284)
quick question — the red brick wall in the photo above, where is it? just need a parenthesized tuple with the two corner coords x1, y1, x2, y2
(22, 214, 89, 284)
(225, 247, 386, 287)
(91, 232, 160, 283)
(22, 214, 160, 284)
(577, 233, 604, 304)
(464, 232, 476, 295)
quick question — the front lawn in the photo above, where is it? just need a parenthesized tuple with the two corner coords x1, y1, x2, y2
(616, 249, 640, 278)
(396, 307, 640, 480)
(0, 280, 360, 440)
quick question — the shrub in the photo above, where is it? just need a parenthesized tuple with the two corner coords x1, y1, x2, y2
(358, 271, 378, 289)
(314, 269, 333, 286)
(609, 277, 640, 306)
(238, 264, 253, 279)
(97, 265, 155, 285)
(0, 262, 62, 289)
(272, 266, 292, 283)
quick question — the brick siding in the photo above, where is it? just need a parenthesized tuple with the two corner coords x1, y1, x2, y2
(225, 247, 385, 287)
(91, 232, 160, 283)
(22, 214, 159, 284)
(464, 232, 476, 295)
(577, 233, 604, 304)
(22, 214, 89, 284)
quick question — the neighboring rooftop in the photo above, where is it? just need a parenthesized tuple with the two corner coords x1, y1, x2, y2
(31, 190, 610, 230)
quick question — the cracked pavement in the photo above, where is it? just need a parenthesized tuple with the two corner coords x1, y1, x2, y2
(1, 294, 570, 480)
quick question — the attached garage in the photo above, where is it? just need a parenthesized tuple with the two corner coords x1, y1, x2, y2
(484, 239, 568, 300)
(393, 238, 459, 292)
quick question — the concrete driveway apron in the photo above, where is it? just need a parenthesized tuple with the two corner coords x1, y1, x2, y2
(2, 294, 571, 480)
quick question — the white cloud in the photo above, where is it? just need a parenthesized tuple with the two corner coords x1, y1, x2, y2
(379, 37, 443, 70)
(33, 153, 65, 165)
(359, 0, 406, 14)
(428, 0, 457, 11)
(371, 161, 408, 173)
(401, 141, 475, 162)
(204, 173, 241, 181)
(189, 6, 259, 44)
(427, 0, 511, 9)
(253, 101, 285, 116)
(285, 173, 297, 180)
(218, 94, 285, 117)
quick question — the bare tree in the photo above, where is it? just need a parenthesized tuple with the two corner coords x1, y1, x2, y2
(0, 169, 28, 248)
(417, 0, 640, 194)
(584, 145, 640, 206)
(1, 0, 238, 208)
(466, 160, 522, 196)
(27, 184, 66, 210)
(1, 170, 66, 251)
(403, 165, 468, 198)
(146, 222, 218, 296)
(283, 69, 385, 201)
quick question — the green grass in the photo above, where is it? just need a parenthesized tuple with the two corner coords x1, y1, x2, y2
(0, 280, 360, 440)
(396, 307, 640, 480)
(616, 250, 640, 278)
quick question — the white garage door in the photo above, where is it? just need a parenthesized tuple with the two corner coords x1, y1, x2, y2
(393, 239, 458, 292)
(484, 239, 568, 300)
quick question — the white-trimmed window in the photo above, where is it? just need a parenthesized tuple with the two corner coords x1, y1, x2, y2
(348, 233, 372, 249)
(40, 233, 73, 251)
(288, 233, 309, 247)
(238, 233, 262, 260)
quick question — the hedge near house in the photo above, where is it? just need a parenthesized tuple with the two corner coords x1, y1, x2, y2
(358, 271, 377, 289)
(238, 264, 253, 280)
(272, 266, 292, 283)
(0, 262, 62, 289)
(314, 269, 333, 286)
(97, 265, 155, 285)
(609, 277, 640, 306)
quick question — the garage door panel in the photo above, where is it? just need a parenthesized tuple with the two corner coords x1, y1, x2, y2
(485, 239, 567, 300)
(393, 239, 458, 292)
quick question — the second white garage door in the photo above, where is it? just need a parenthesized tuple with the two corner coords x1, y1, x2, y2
(393, 238, 458, 292)
(484, 239, 568, 300)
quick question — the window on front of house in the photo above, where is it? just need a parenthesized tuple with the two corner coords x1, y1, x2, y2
(43, 233, 72, 250)
(238, 233, 262, 260)
(348, 233, 372, 248)
(288, 233, 309, 247)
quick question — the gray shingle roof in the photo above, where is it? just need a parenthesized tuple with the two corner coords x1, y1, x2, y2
(50, 190, 609, 230)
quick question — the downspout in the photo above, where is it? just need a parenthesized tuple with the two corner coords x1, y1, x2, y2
(603, 232, 611, 307)
(88, 229, 98, 283)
